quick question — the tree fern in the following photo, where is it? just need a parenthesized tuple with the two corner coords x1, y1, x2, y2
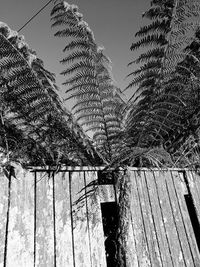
(115, 0, 200, 167)
(0, 22, 102, 166)
(51, 1, 126, 162)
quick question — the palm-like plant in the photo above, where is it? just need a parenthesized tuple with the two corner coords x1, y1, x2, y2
(115, 0, 200, 167)
(1, 0, 200, 169)
(0, 22, 102, 167)
(51, 1, 126, 162)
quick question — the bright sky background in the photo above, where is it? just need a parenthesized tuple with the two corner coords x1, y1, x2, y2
(0, 0, 149, 109)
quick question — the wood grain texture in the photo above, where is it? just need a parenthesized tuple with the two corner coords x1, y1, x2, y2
(71, 171, 91, 267)
(139, 171, 162, 266)
(129, 170, 151, 266)
(0, 173, 8, 267)
(121, 170, 139, 267)
(85, 171, 107, 267)
(174, 171, 200, 266)
(144, 171, 173, 267)
(167, 171, 194, 267)
(54, 171, 73, 266)
(35, 172, 54, 267)
(1, 168, 200, 267)
(155, 170, 185, 266)
(125, 213, 139, 267)
(98, 184, 115, 203)
(188, 171, 200, 222)
(6, 168, 34, 267)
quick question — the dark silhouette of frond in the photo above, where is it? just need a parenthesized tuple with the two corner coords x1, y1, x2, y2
(0, 22, 103, 166)
(51, 1, 126, 162)
(120, 0, 200, 167)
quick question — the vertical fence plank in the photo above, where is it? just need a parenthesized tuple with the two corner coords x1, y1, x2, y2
(168, 170, 195, 266)
(170, 171, 196, 267)
(125, 212, 139, 267)
(139, 171, 162, 266)
(187, 171, 200, 221)
(146, 171, 173, 267)
(120, 170, 139, 267)
(85, 170, 107, 267)
(129, 170, 150, 266)
(35, 172, 54, 267)
(54, 171, 73, 266)
(0, 174, 8, 267)
(2, 167, 200, 267)
(134, 171, 152, 266)
(6, 169, 34, 267)
(174, 171, 200, 266)
(155, 170, 185, 266)
(70, 171, 91, 267)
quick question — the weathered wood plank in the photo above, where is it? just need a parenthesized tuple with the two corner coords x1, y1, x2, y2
(173, 171, 200, 266)
(188, 171, 200, 221)
(54, 171, 73, 266)
(35, 172, 54, 267)
(119, 171, 139, 267)
(70, 171, 91, 267)
(98, 184, 115, 203)
(139, 171, 162, 266)
(6, 168, 34, 267)
(85, 171, 107, 267)
(168, 171, 195, 267)
(0, 173, 8, 267)
(129, 170, 150, 266)
(125, 212, 139, 267)
(155, 170, 185, 266)
(190, 170, 200, 199)
(146, 171, 173, 267)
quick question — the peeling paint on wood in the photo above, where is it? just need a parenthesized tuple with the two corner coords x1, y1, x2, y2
(71, 171, 91, 267)
(146, 170, 173, 267)
(123, 171, 139, 267)
(1, 168, 200, 267)
(98, 184, 115, 203)
(35, 173, 54, 267)
(6, 168, 34, 267)
(125, 169, 200, 267)
(54, 171, 73, 266)
(129, 170, 151, 266)
(139, 171, 162, 266)
(155, 171, 184, 266)
(169, 171, 195, 267)
(85, 171, 107, 267)
(188, 171, 200, 222)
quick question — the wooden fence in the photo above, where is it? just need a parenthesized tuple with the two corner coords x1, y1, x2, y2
(0, 167, 115, 267)
(0, 167, 200, 266)
(125, 168, 200, 267)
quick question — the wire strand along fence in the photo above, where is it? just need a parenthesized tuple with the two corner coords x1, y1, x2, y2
(0, 167, 200, 266)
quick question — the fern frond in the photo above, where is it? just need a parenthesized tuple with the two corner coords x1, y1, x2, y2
(63, 39, 91, 52)
(129, 47, 164, 65)
(131, 34, 167, 51)
(136, 20, 170, 37)
(127, 60, 161, 77)
(60, 60, 95, 76)
(51, 1, 125, 162)
(0, 23, 103, 166)
(60, 51, 93, 64)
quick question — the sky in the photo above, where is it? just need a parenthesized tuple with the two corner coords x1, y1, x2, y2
(0, 0, 149, 109)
